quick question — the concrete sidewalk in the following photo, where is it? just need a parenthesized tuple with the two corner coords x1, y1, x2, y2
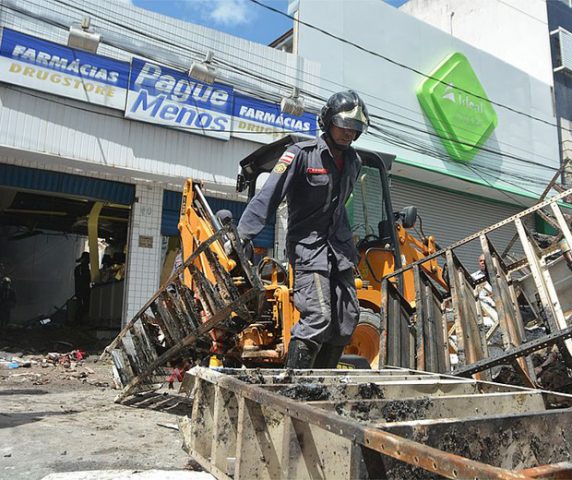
(41, 470, 213, 480)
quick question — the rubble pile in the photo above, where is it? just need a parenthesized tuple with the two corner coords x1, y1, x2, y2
(533, 348, 572, 393)
(0, 349, 110, 388)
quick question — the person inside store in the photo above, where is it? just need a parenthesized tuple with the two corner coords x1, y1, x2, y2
(74, 252, 91, 322)
(0, 277, 16, 331)
(99, 254, 114, 284)
(237, 90, 370, 369)
(110, 252, 126, 281)
(471, 254, 488, 282)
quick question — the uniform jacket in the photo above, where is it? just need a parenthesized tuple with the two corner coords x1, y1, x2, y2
(237, 135, 362, 272)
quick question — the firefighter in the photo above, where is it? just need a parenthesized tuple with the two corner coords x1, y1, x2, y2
(237, 90, 370, 369)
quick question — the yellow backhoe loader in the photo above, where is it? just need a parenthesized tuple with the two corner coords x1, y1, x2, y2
(178, 134, 445, 368)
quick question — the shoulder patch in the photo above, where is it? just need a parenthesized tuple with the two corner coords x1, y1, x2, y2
(273, 163, 288, 174)
(279, 151, 295, 165)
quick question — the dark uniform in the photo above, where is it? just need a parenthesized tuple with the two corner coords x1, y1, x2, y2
(237, 135, 361, 348)
(0, 278, 16, 330)
(74, 252, 91, 322)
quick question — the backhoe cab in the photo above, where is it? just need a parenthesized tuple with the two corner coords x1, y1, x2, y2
(236, 135, 445, 366)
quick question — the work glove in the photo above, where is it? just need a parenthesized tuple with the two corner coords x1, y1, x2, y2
(223, 234, 254, 262)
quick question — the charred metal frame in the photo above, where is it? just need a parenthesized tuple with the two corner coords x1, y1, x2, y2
(100, 208, 265, 402)
(179, 366, 572, 479)
(381, 187, 572, 381)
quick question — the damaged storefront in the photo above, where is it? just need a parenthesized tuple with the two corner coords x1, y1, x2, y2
(0, 0, 320, 331)
(0, 165, 132, 328)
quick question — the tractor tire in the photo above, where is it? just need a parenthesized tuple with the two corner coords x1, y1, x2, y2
(338, 354, 372, 369)
(344, 308, 382, 368)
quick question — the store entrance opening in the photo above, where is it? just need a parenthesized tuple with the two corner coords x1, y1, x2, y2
(0, 186, 130, 331)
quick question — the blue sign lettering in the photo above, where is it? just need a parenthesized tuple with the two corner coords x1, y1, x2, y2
(232, 94, 318, 144)
(126, 58, 233, 139)
(0, 29, 129, 109)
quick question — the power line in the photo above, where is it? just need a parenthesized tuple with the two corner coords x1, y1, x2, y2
(9, 0, 561, 170)
(0, 0, 558, 195)
(248, 0, 565, 134)
(0, 82, 544, 208)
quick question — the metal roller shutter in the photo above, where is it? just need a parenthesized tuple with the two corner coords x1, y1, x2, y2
(0, 164, 134, 205)
(161, 190, 275, 248)
(390, 178, 524, 271)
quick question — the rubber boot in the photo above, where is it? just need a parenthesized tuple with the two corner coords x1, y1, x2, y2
(313, 344, 345, 369)
(285, 338, 319, 369)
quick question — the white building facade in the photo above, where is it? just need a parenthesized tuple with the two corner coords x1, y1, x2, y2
(290, 0, 560, 264)
(0, 0, 320, 326)
(0, 0, 561, 327)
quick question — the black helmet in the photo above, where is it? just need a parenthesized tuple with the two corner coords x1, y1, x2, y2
(318, 90, 369, 139)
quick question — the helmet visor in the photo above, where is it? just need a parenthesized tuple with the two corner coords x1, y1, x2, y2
(331, 105, 369, 133)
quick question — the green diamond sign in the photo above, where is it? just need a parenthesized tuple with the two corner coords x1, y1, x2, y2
(417, 52, 497, 163)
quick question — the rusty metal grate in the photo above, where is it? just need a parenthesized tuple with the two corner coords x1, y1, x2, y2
(99, 195, 265, 402)
(178, 366, 572, 479)
(381, 187, 572, 383)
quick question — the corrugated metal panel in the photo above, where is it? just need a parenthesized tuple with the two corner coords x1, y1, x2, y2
(0, 163, 134, 204)
(390, 178, 523, 271)
(161, 190, 275, 248)
(0, 85, 256, 188)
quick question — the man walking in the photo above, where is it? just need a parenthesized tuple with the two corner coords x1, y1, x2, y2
(237, 90, 370, 368)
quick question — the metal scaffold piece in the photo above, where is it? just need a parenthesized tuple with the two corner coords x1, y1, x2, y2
(99, 181, 265, 403)
(381, 187, 572, 382)
(178, 366, 572, 479)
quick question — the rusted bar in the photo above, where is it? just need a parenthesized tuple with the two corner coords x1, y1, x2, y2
(383, 186, 572, 282)
(413, 267, 448, 373)
(189, 368, 528, 479)
(480, 236, 535, 385)
(382, 280, 415, 368)
(518, 462, 572, 479)
(98, 225, 233, 361)
(114, 288, 259, 402)
(453, 325, 572, 377)
(515, 218, 569, 342)
(413, 265, 426, 371)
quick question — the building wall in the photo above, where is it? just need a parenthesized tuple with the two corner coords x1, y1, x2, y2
(0, 85, 258, 190)
(400, 0, 553, 85)
(547, 1, 572, 164)
(296, 0, 559, 200)
(123, 183, 163, 321)
(0, 0, 321, 325)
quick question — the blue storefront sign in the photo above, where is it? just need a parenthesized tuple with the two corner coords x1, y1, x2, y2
(231, 94, 318, 144)
(125, 58, 234, 140)
(0, 28, 129, 109)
